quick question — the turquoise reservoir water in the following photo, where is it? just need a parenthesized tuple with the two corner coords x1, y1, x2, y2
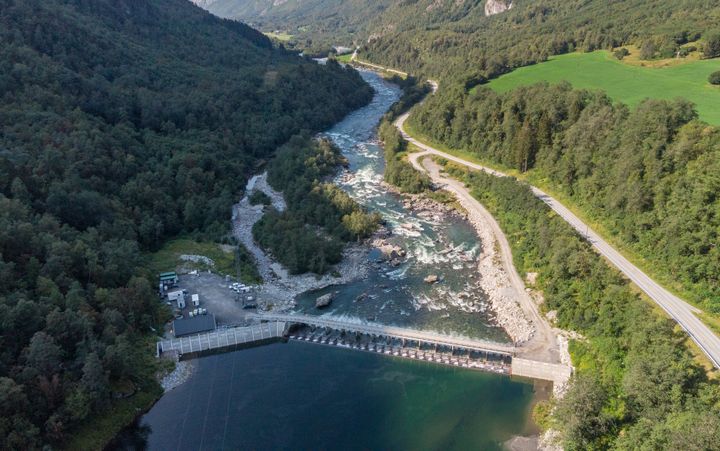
(123, 342, 541, 451)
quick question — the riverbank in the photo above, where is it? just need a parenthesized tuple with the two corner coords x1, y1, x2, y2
(232, 171, 372, 311)
(390, 182, 537, 345)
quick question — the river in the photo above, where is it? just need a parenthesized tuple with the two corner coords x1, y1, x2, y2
(295, 72, 509, 342)
(116, 71, 545, 451)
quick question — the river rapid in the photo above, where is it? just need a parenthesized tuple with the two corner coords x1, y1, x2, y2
(115, 71, 545, 451)
(295, 71, 509, 343)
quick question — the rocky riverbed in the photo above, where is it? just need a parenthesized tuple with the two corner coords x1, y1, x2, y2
(399, 188, 535, 344)
(232, 172, 372, 311)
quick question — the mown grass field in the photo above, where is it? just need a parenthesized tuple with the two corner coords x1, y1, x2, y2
(486, 51, 720, 125)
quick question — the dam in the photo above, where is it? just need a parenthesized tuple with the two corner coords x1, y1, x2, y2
(156, 313, 571, 387)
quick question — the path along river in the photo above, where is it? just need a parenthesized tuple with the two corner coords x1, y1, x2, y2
(116, 71, 547, 451)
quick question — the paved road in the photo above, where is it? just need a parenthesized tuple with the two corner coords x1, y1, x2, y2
(395, 113, 720, 369)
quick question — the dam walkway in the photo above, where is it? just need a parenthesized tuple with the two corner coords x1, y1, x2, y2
(155, 314, 571, 387)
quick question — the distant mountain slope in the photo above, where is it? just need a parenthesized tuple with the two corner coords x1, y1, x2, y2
(362, 0, 720, 80)
(197, 0, 507, 55)
(200, 0, 393, 53)
(194, 0, 720, 82)
(0, 0, 371, 448)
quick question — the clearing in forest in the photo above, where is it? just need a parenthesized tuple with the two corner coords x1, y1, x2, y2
(486, 51, 720, 125)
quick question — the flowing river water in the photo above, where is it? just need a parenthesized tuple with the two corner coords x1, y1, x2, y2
(116, 72, 546, 451)
(295, 72, 508, 342)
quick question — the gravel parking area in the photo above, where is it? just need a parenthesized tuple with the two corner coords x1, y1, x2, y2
(176, 272, 257, 325)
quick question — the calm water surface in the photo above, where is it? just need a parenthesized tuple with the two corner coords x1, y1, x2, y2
(121, 72, 543, 451)
(123, 342, 540, 451)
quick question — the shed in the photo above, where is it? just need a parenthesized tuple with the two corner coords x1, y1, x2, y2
(191, 294, 200, 307)
(160, 271, 178, 283)
(172, 314, 217, 337)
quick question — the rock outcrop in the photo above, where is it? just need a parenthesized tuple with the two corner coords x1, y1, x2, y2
(315, 292, 335, 308)
(485, 0, 513, 16)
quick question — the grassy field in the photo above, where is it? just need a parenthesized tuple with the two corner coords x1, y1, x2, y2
(336, 53, 353, 63)
(146, 238, 260, 283)
(486, 51, 720, 125)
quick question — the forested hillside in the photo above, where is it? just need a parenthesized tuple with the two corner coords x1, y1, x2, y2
(0, 0, 371, 448)
(201, 0, 393, 55)
(197, 0, 720, 80)
(363, 0, 720, 81)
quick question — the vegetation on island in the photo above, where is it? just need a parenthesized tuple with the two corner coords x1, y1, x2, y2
(441, 162, 720, 449)
(376, 77, 432, 194)
(253, 137, 380, 274)
(0, 0, 372, 448)
(249, 190, 272, 207)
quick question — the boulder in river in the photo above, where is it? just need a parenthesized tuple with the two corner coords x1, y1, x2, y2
(315, 292, 335, 309)
(379, 243, 405, 260)
(424, 274, 439, 284)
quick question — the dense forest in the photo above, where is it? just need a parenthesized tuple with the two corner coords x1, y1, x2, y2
(254, 137, 380, 274)
(410, 83, 720, 313)
(0, 0, 371, 448)
(441, 162, 720, 449)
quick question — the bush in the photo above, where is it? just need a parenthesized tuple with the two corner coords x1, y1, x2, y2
(703, 33, 720, 59)
(613, 48, 630, 60)
(249, 190, 271, 206)
(709, 71, 720, 85)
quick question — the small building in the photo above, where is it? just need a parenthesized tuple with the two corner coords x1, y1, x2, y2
(159, 271, 179, 295)
(168, 289, 186, 309)
(172, 314, 217, 338)
(191, 294, 200, 307)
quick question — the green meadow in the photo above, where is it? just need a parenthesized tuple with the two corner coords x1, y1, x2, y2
(486, 51, 720, 125)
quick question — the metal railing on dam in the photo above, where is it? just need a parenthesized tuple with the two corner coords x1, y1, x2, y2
(156, 321, 286, 357)
(249, 313, 572, 387)
(247, 313, 516, 356)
